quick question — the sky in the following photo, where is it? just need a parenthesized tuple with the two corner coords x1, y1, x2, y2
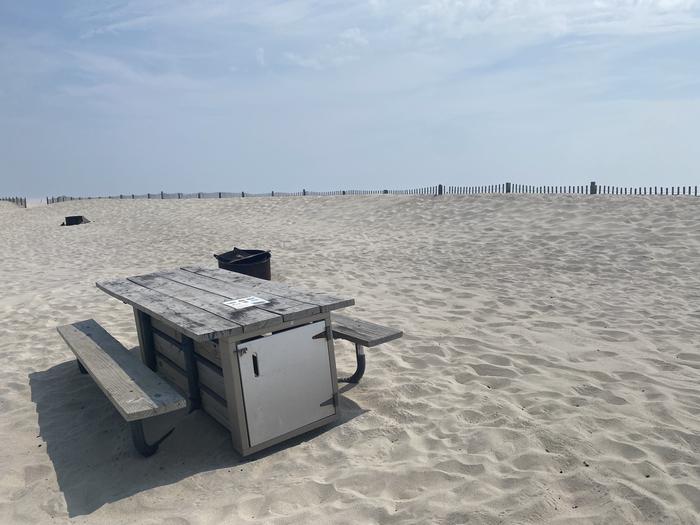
(1, 1, 699, 197)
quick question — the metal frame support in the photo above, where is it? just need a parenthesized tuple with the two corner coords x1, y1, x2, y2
(135, 310, 157, 371)
(129, 421, 175, 457)
(181, 336, 202, 412)
(339, 344, 366, 384)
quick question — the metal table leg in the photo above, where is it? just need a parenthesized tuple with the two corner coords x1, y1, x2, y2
(339, 344, 366, 384)
(129, 421, 175, 457)
(134, 308, 157, 371)
(181, 336, 201, 412)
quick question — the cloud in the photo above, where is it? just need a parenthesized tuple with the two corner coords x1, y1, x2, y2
(256, 47, 266, 67)
(2, 0, 700, 195)
(339, 27, 369, 47)
(284, 52, 321, 70)
(284, 27, 370, 70)
(391, 0, 700, 39)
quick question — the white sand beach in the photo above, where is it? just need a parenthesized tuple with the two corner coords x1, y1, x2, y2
(1, 195, 700, 524)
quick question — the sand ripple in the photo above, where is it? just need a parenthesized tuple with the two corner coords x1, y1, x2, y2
(1, 195, 699, 523)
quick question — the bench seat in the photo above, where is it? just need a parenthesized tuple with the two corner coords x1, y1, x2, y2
(331, 314, 403, 383)
(57, 319, 186, 456)
(332, 314, 403, 347)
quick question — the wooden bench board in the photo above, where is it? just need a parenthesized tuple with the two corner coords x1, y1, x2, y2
(57, 320, 186, 422)
(332, 314, 403, 347)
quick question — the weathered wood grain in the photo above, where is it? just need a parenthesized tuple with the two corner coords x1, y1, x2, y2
(195, 358, 226, 401)
(157, 269, 321, 322)
(151, 317, 222, 368)
(332, 314, 403, 347)
(200, 389, 230, 430)
(155, 353, 230, 429)
(150, 317, 182, 343)
(195, 340, 221, 368)
(153, 332, 226, 400)
(97, 278, 242, 341)
(128, 274, 281, 333)
(57, 320, 186, 421)
(182, 266, 355, 312)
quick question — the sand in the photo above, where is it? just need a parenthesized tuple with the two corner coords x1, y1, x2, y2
(1, 194, 699, 524)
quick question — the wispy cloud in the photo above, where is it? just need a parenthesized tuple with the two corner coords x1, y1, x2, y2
(1, 0, 700, 195)
(256, 47, 266, 67)
(284, 27, 370, 70)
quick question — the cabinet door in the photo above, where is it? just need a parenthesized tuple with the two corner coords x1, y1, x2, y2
(237, 321, 335, 447)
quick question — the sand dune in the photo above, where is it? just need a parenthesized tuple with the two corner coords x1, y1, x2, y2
(1, 195, 699, 524)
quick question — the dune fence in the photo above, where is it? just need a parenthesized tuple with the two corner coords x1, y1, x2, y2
(46, 181, 698, 204)
(1, 196, 27, 208)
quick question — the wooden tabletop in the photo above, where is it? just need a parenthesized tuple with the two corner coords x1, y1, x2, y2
(97, 267, 354, 342)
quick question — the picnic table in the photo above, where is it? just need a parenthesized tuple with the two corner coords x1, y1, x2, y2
(96, 266, 355, 456)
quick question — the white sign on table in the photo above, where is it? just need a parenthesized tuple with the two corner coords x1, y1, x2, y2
(223, 296, 269, 310)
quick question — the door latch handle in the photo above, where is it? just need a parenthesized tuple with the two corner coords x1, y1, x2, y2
(252, 353, 259, 377)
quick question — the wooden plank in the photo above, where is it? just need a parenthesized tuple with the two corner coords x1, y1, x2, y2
(128, 274, 280, 333)
(158, 269, 320, 322)
(153, 333, 226, 400)
(97, 279, 242, 341)
(151, 317, 222, 369)
(153, 333, 185, 367)
(156, 352, 229, 430)
(57, 320, 186, 422)
(151, 318, 181, 343)
(155, 353, 187, 392)
(331, 314, 403, 347)
(182, 266, 355, 312)
(195, 340, 222, 368)
(196, 358, 226, 401)
(201, 389, 230, 430)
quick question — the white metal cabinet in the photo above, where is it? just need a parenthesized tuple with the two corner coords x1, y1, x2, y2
(237, 321, 336, 447)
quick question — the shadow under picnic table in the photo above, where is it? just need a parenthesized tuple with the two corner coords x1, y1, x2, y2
(29, 355, 366, 517)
